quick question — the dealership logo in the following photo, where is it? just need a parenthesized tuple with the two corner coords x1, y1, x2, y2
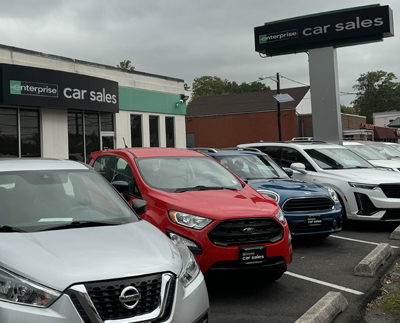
(10, 80, 58, 98)
(259, 29, 298, 44)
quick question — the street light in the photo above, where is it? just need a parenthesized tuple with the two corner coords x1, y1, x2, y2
(259, 73, 293, 141)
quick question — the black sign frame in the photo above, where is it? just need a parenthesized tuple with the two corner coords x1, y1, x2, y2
(254, 5, 394, 56)
(0, 64, 119, 113)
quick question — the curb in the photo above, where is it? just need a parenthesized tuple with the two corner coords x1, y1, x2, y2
(354, 243, 393, 277)
(294, 292, 348, 323)
(390, 225, 400, 240)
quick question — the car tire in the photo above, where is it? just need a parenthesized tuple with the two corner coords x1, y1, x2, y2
(336, 193, 348, 228)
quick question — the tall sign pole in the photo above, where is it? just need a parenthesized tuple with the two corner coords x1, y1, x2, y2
(276, 72, 282, 141)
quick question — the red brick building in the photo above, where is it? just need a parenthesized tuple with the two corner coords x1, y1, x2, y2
(186, 87, 309, 148)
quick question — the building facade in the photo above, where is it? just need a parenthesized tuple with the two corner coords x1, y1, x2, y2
(0, 45, 187, 163)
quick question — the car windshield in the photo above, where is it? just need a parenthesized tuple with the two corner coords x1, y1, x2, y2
(214, 154, 289, 180)
(346, 145, 390, 160)
(305, 148, 374, 169)
(136, 156, 243, 192)
(367, 144, 400, 159)
(0, 170, 137, 232)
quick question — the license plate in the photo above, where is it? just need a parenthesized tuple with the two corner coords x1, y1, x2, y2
(239, 246, 266, 265)
(307, 215, 322, 226)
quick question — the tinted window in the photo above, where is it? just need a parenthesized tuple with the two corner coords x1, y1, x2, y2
(20, 109, 40, 157)
(110, 157, 141, 198)
(92, 155, 114, 179)
(259, 146, 281, 163)
(149, 116, 159, 147)
(68, 112, 85, 162)
(130, 114, 142, 147)
(165, 117, 175, 148)
(305, 148, 373, 169)
(0, 108, 18, 158)
(85, 113, 100, 163)
(281, 148, 314, 170)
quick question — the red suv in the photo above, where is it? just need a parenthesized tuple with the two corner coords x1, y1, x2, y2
(90, 148, 292, 280)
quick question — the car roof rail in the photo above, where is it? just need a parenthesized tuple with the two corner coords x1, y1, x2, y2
(285, 140, 328, 144)
(188, 147, 218, 153)
(222, 147, 262, 153)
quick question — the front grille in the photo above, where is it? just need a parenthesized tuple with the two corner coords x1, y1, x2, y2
(69, 273, 175, 322)
(208, 218, 283, 247)
(209, 256, 286, 270)
(380, 184, 400, 198)
(282, 197, 334, 212)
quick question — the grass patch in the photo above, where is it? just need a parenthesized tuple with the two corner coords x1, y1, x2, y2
(382, 292, 400, 315)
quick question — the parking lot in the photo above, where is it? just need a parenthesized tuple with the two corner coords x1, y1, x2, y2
(206, 221, 400, 322)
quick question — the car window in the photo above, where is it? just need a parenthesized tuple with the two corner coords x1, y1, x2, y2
(110, 157, 142, 199)
(305, 148, 374, 169)
(281, 148, 314, 171)
(0, 170, 138, 232)
(259, 146, 282, 164)
(346, 145, 388, 160)
(215, 155, 289, 180)
(92, 155, 114, 180)
(136, 156, 242, 192)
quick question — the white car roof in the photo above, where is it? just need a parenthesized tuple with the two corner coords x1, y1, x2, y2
(238, 141, 347, 150)
(0, 158, 90, 172)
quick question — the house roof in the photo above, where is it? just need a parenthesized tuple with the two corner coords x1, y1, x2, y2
(388, 117, 400, 128)
(186, 86, 310, 118)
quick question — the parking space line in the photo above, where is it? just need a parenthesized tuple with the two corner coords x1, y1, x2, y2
(285, 272, 364, 295)
(330, 235, 400, 249)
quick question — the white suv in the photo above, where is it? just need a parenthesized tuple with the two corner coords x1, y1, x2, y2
(237, 141, 400, 222)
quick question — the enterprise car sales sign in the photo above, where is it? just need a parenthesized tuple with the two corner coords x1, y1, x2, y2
(254, 5, 394, 56)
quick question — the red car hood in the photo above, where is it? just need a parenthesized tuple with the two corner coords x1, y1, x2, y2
(149, 188, 279, 221)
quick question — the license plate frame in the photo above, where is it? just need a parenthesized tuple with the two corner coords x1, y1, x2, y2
(307, 215, 323, 226)
(239, 245, 266, 265)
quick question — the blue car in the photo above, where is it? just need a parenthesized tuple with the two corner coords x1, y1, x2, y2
(195, 148, 342, 238)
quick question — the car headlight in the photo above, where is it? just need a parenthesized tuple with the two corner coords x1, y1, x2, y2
(169, 211, 213, 229)
(327, 187, 339, 203)
(176, 244, 200, 288)
(274, 208, 286, 225)
(0, 267, 60, 307)
(348, 182, 379, 190)
(258, 190, 280, 203)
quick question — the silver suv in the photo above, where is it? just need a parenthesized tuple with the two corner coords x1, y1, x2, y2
(0, 159, 209, 323)
(238, 141, 400, 222)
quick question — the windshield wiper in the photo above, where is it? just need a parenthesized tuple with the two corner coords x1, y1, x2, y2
(174, 185, 237, 193)
(40, 220, 122, 231)
(0, 225, 26, 233)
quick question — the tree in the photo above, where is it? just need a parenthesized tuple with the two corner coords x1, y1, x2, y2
(117, 59, 135, 71)
(191, 76, 269, 102)
(340, 104, 357, 115)
(352, 71, 400, 123)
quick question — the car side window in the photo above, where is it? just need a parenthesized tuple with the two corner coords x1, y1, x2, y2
(258, 146, 282, 164)
(92, 155, 114, 180)
(111, 157, 142, 198)
(281, 148, 314, 171)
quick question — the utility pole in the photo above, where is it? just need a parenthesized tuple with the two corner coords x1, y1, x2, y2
(276, 72, 282, 141)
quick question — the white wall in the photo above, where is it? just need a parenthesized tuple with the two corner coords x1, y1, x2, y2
(41, 108, 69, 159)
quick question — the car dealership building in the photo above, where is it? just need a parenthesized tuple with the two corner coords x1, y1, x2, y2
(0, 44, 187, 163)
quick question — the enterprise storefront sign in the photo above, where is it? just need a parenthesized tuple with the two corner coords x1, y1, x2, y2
(254, 4, 394, 56)
(1, 64, 119, 112)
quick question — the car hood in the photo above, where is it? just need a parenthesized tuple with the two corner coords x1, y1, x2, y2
(247, 179, 328, 200)
(320, 168, 400, 183)
(153, 188, 279, 221)
(368, 159, 400, 169)
(0, 221, 182, 291)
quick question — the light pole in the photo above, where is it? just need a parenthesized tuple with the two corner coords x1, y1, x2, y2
(259, 73, 282, 141)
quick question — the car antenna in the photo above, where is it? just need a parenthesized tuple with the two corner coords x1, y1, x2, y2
(123, 137, 128, 148)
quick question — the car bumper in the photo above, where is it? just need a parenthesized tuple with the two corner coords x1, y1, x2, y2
(0, 273, 209, 323)
(285, 206, 342, 236)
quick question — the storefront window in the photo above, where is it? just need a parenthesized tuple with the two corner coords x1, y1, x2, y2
(68, 112, 85, 162)
(85, 113, 100, 163)
(165, 117, 175, 148)
(0, 108, 18, 158)
(100, 112, 114, 132)
(131, 114, 142, 147)
(149, 115, 159, 147)
(20, 110, 40, 157)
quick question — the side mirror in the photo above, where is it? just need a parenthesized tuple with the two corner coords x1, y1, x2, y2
(290, 162, 307, 174)
(283, 168, 293, 177)
(111, 180, 130, 201)
(131, 199, 147, 215)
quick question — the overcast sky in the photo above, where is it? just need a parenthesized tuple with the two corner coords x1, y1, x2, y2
(1, 0, 398, 107)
